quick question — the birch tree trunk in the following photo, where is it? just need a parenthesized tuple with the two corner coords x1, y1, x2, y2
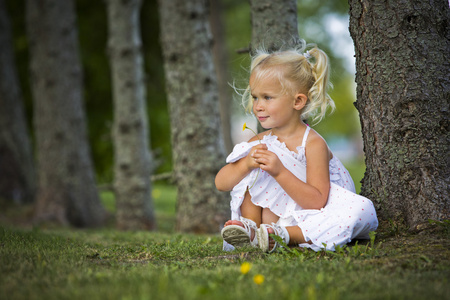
(0, 0, 35, 204)
(106, 0, 155, 230)
(158, 0, 228, 233)
(249, 0, 299, 53)
(349, 0, 449, 229)
(27, 0, 106, 227)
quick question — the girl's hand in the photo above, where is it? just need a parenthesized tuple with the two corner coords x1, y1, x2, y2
(252, 148, 284, 177)
(246, 144, 268, 170)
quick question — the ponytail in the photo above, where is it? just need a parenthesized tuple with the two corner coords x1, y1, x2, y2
(303, 47, 335, 124)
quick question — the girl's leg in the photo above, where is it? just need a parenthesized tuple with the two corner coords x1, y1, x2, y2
(285, 226, 308, 245)
(262, 207, 279, 224)
(222, 192, 261, 246)
(240, 191, 262, 226)
(224, 191, 262, 228)
(260, 225, 311, 251)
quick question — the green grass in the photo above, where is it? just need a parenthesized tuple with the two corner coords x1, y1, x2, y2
(0, 183, 449, 300)
(100, 183, 177, 232)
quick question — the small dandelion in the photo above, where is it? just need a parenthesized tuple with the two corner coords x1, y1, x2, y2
(240, 262, 252, 275)
(253, 274, 265, 285)
(242, 123, 259, 137)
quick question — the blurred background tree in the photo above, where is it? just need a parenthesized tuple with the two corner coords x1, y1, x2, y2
(0, 0, 35, 205)
(5, 0, 363, 191)
(106, 0, 156, 230)
(26, 0, 106, 227)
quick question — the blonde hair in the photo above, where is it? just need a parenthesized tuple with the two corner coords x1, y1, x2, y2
(242, 43, 335, 124)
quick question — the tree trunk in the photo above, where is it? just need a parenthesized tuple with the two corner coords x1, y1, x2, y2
(349, 0, 449, 229)
(106, 0, 156, 230)
(0, 0, 35, 204)
(249, 0, 299, 53)
(27, 0, 106, 227)
(158, 0, 229, 233)
(209, 0, 233, 154)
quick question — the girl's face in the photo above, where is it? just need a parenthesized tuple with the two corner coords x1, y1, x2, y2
(249, 71, 303, 130)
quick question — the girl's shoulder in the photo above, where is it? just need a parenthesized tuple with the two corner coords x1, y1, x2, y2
(305, 129, 333, 159)
(248, 130, 272, 142)
(304, 128, 330, 155)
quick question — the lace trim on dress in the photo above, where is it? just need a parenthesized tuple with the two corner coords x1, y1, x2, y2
(263, 133, 306, 162)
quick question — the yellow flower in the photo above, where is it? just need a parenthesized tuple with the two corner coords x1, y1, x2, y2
(240, 262, 251, 275)
(242, 123, 259, 139)
(253, 274, 265, 285)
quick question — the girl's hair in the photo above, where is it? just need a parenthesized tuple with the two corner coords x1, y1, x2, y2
(242, 42, 335, 124)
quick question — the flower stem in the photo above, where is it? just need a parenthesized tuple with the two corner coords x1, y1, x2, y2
(243, 124, 261, 190)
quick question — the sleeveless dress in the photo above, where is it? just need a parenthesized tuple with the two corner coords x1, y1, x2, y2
(224, 126, 378, 251)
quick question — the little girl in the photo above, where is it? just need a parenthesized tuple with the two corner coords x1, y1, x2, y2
(215, 42, 378, 252)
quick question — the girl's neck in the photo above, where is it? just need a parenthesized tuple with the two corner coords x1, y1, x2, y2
(270, 121, 307, 143)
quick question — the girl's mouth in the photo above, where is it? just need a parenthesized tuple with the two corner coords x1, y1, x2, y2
(258, 116, 268, 121)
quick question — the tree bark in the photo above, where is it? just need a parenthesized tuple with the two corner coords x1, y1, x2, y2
(349, 0, 449, 228)
(158, 0, 229, 233)
(106, 0, 156, 230)
(209, 0, 233, 154)
(0, 0, 35, 204)
(27, 0, 106, 227)
(249, 0, 299, 53)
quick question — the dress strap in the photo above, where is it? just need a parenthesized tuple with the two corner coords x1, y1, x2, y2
(301, 126, 311, 147)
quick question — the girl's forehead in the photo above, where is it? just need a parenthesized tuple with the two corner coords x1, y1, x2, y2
(250, 68, 283, 88)
(251, 67, 277, 83)
(249, 74, 283, 94)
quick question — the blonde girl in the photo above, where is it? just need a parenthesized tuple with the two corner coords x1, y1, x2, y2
(215, 42, 378, 252)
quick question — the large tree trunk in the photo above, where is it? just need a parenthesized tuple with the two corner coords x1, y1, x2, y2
(158, 0, 229, 233)
(106, 0, 156, 230)
(27, 0, 106, 227)
(209, 0, 233, 154)
(349, 0, 449, 229)
(0, 0, 35, 204)
(249, 0, 299, 53)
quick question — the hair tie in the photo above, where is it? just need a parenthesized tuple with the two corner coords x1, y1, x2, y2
(303, 51, 312, 59)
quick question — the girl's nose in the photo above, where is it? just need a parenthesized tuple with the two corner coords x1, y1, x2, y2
(254, 101, 264, 111)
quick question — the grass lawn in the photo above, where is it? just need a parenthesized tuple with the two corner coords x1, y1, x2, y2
(0, 183, 449, 300)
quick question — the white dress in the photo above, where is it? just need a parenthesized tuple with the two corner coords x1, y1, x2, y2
(224, 127, 378, 251)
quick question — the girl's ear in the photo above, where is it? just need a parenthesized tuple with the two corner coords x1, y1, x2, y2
(294, 93, 307, 111)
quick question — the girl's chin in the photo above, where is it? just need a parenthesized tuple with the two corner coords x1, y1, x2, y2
(259, 124, 272, 129)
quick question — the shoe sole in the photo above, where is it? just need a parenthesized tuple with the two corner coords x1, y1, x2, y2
(221, 225, 251, 248)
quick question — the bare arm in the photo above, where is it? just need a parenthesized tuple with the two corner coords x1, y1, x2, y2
(253, 134, 330, 209)
(215, 132, 271, 192)
(215, 143, 268, 191)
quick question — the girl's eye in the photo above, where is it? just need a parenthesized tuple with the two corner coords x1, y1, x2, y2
(252, 96, 258, 101)
(264, 96, 272, 100)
